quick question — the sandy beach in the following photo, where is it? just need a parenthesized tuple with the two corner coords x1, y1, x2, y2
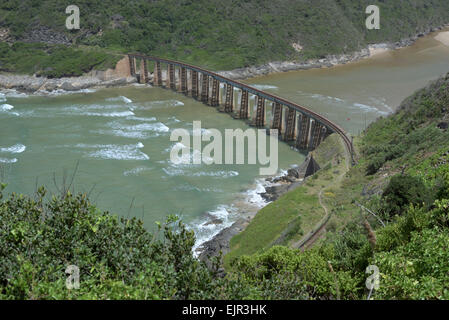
(435, 31, 449, 46)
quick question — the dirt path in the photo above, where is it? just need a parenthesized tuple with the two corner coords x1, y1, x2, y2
(292, 137, 351, 249)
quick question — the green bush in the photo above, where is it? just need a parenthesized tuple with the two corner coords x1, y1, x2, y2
(381, 174, 432, 218)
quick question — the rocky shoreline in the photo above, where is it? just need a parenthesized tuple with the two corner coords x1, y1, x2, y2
(0, 72, 138, 94)
(217, 26, 447, 80)
(198, 155, 320, 266)
(2, 25, 447, 94)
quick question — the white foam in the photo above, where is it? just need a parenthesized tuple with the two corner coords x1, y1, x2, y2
(190, 204, 238, 255)
(83, 111, 135, 117)
(126, 115, 157, 122)
(73, 142, 149, 161)
(123, 166, 153, 176)
(191, 170, 239, 178)
(0, 104, 14, 112)
(0, 144, 26, 154)
(252, 84, 279, 90)
(245, 178, 269, 208)
(106, 96, 133, 103)
(141, 100, 184, 109)
(353, 102, 389, 115)
(0, 157, 18, 164)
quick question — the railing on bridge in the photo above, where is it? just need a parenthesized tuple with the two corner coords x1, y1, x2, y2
(127, 54, 355, 160)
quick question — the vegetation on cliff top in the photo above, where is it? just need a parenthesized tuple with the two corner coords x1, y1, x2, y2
(1, 0, 449, 75)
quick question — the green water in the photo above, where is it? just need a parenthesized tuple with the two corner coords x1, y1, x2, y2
(0, 86, 302, 247)
(1, 30, 449, 249)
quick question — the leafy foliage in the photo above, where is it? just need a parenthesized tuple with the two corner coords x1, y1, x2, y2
(1, 0, 449, 73)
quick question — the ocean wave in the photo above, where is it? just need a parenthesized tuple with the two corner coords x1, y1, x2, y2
(251, 84, 279, 90)
(106, 96, 133, 103)
(107, 121, 169, 133)
(126, 115, 157, 122)
(162, 167, 238, 178)
(82, 111, 135, 117)
(0, 144, 26, 154)
(123, 166, 153, 176)
(0, 104, 14, 112)
(140, 100, 184, 109)
(352, 102, 389, 115)
(72, 142, 149, 161)
(190, 204, 238, 255)
(0, 157, 18, 164)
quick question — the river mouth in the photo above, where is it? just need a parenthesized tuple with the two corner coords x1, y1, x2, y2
(245, 28, 449, 136)
(1, 30, 449, 252)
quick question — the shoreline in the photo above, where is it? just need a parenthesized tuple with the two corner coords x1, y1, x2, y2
(2, 25, 448, 94)
(197, 157, 316, 266)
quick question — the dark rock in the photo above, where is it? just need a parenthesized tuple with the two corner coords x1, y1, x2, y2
(438, 122, 448, 130)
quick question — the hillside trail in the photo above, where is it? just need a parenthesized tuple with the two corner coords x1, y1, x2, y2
(292, 136, 351, 250)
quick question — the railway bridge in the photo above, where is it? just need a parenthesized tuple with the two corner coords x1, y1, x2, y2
(127, 54, 354, 160)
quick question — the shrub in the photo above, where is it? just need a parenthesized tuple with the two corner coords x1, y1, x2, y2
(381, 174, 432, 218)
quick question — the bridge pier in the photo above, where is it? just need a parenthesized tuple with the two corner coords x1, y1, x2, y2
(139, 59, 148, 83)
(168, 64, 176, 90)
(254, 96, 265, 127)
(129, 56, 136, 77)
(296, 114, 311, 149)
(271, 102, 283, 133)
(239, 90, 249, 119)
(284, 108, 296, 141)
(200, 74, 209, 103)
(180, 67, 187, 94)
(210, 78, 220, 106)
(153, 61, 162, 86)
(191, 70, 199, 99)
(223, 84, 234, 113)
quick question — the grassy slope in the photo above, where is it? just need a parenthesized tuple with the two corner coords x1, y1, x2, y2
(1, 0, 449, 75)
(225, 134, 347, 266)
(226, 72, 449, 268)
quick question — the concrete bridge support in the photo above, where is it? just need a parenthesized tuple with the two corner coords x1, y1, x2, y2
(191, 70, 199, 99)
(211, 79, 220, 107)
(284, 108, 296, 141)
(129, 56, 136, 77)
(200, 74, 209, 103)
(139, 59, 148, 84)
(153, 61, 162, 86)
(224, 84, 234, 113)
(180, 67, 187, 94)
(296, 114, 311, 149)
(271, 102, 283, 133)
(255, 96, 265, 127)
(308, 120, 319, 150)
(239, 90, 249, 119)
(168, 64, 176, 90)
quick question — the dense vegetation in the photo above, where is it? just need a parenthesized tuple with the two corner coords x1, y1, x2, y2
(224, 72, 449, 299)
(1, 73, 448, 299)
(1, 0, 449, 75)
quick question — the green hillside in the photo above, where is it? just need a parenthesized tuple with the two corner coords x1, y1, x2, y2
(225, 72, 449, 299)
(1, 0, 449, 75)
